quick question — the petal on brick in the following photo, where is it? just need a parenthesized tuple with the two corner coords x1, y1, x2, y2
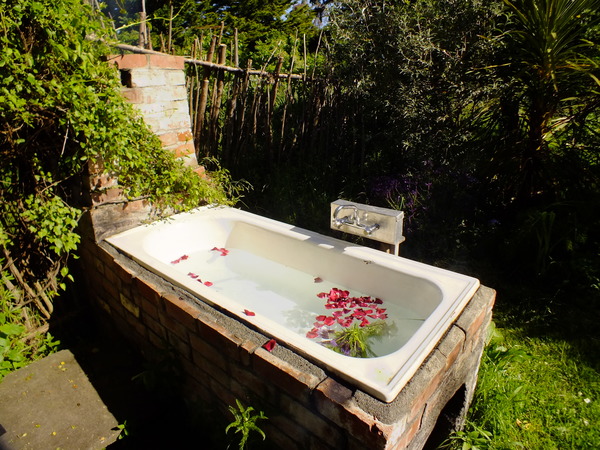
(263, 339, 277, 352)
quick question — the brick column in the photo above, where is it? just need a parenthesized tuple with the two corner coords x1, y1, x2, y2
(109, 53, 198, 168)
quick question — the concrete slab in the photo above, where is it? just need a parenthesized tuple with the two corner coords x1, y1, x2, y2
(0, 349, 120, 449)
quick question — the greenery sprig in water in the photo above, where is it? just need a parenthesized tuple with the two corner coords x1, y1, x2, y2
(325, 320, 389, 358)
(307, 287, 391, 358)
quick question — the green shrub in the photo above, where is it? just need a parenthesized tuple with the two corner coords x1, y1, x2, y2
(0, 0, 239, 371)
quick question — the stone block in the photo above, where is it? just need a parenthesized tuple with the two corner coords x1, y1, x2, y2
(128, 68, 186, 87)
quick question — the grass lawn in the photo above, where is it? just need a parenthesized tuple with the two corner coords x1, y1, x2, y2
(447, 281, 600, 449)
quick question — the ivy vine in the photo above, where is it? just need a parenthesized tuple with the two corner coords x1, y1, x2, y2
(0, 0, 241, 335)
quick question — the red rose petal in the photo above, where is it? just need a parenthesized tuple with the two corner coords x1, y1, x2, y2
(263, 339, 277, 352)
(306, 329, 319, 339)
(204, 281, 213, 287)
(314, 277, 323, 283)
(244, 309, 256, 316)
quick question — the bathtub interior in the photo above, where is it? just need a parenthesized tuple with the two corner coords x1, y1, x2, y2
(106, 206, 480, 402)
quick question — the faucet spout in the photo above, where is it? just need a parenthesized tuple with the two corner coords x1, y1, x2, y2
(333, 204, 357, 227)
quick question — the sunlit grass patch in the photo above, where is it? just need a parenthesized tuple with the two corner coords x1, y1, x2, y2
(448, 319, 600, 449)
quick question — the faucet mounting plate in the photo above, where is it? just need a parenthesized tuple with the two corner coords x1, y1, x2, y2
(330, 199, 405, 249)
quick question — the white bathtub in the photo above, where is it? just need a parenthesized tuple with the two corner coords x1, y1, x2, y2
(106, 206, 479, 402)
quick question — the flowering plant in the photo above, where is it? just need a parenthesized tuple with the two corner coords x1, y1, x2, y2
(306, 288, 390, 358)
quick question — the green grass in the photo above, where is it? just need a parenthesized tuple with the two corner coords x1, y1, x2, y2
(447, 290, 600, 449)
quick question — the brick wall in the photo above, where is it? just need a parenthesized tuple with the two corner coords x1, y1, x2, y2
(80, 53, 206, 242)
(79, 238, 495, 449)
(109, 53, 198, 167)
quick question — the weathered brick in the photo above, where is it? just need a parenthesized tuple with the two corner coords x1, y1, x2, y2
(144, 313, 166, 341)
(147, 328, 166, 350)
(196, 315, 244, 362)
(265, 415, 306, 450)
(96, 298, 112, 315)
(122, 198, 151, 214)
(148, 54, 184, 70)
(113, 261, 137, 284)
(193, 166, 206, 178)
(158, 309, 189, 344)
(182, 372, 213, 405)
(138, 294, 159, 321)
(87, 158, 105, 174)
(171, 142, 196, 158)
(437, 326, 466, 372)
(120, 292, 140, 318)
(190, 335, 229, 373)
(158, 130, 194, 147)
(166, 329, 191, 360)
(133, 276, 163, 306)
(313, 377, 353, 422)
(314, 377, 390, 447)
(97, 246, 118, 267)
(278, 394, 345, 448)
(207, 374, 237, 410)
(238, 339, 259, 367)
(109, 54, 149, 69)
(123, 307, 147, 338)
(252, 347, 320, 403)
(89, 173, 118, 190)
(392, 415, 421, 450)
(121, 87, 145, 103)
(103, 264, 121, 289)
(409, 351, 446, 419)
(91, 187, 126, 205)
(162, 293, 200, 332)
(101, 277, 120, 302)
(230, 364, 274, 401)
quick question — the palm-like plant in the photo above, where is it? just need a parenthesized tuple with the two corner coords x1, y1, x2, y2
(501, 0, 600, 197)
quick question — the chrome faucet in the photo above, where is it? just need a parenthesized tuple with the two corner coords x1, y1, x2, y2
(333, 204, 358, 227)
(332, 204, 380, 235)
(330, 199, 405, 255)
(355, 213, 380, 235)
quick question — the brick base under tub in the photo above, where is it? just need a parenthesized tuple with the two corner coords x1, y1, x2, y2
(80, 240, 495, 449)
